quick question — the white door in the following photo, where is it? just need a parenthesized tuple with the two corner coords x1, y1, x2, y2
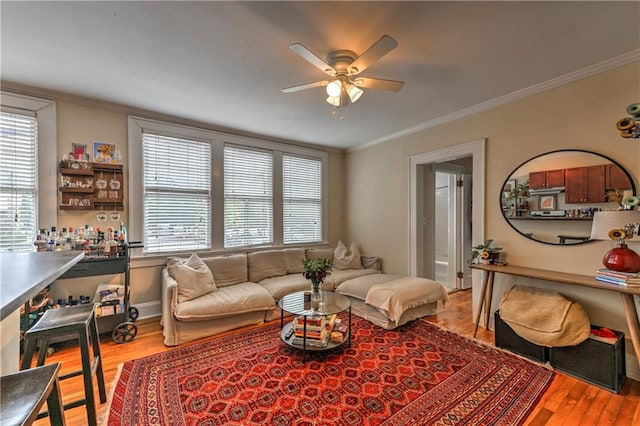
(457, 173, 473, 289)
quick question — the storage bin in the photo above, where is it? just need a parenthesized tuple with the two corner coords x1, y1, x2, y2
(494, 310, 548, 362)
(549, 326, 625, 393)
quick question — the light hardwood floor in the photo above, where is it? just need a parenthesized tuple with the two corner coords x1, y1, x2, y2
(28, 289, 640, 425)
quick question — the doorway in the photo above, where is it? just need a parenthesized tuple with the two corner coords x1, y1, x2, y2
(434, 167, 473, 292)
(409, 140, 485, 313)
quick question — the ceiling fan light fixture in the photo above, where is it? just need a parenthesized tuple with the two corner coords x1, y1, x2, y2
(326, 95, 340, 107)
(326, 80, 342, 97)
(346, 83, 363, 103)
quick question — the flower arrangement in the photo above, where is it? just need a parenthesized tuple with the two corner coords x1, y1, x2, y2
(469, 239, 503, 265)
(302, 258, 332, 290)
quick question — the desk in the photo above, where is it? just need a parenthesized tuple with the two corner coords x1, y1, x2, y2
(470, 263, 640, 367)
(0, 251, 84, 373)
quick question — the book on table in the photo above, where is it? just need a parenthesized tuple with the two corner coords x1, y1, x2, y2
(595, 269, 640, 285)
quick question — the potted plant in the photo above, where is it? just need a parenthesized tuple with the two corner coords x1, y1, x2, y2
(302, 258, 332, 294)
(469, 239, 503, 265)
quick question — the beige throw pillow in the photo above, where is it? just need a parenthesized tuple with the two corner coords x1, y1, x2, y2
(333, 241, 362, 270)
(167, 253, 217, 303)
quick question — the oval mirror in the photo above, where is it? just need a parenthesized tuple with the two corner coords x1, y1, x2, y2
(501, 150, 636, 245)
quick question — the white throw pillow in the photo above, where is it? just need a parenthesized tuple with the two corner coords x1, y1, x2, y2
(167, 253, 217, 303)
(333, 240, 362, 270)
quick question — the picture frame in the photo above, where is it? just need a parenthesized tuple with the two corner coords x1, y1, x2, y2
(72, 143, 87, 161)
(539, 194, 556, 210)
(93, 141, 116, 163)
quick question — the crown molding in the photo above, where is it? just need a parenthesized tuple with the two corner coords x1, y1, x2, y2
(351, 50, 640, 153)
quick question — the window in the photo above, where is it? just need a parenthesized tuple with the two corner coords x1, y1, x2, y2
(283, 155, 322, 244)
(224, 146, 273, 248)
(0, 111, 38, 252)
(142, 133, 211, 253)
(129, 116, 327, 254)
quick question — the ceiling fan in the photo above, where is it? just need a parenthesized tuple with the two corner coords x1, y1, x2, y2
(282, 35, 404, 108)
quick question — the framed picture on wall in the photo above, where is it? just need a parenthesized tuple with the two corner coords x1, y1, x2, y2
(539, 195, 556, 210)
(93, 141, 116, 163)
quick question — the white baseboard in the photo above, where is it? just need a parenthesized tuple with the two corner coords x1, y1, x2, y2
(134, 300, 161, 320)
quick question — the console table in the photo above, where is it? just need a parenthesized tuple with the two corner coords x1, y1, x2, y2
(470, 263, 640, 367)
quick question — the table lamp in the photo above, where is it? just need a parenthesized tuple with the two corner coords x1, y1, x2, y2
(590, 210, 640, 273)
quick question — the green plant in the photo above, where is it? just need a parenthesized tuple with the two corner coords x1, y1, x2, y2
(469, 239, 502, 265)
(302, 258, 332, 286)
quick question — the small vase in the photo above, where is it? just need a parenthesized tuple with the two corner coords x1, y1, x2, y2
(310, 282, 322, 311)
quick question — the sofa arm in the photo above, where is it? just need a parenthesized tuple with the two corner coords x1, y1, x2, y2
(161, 268, 180, 345)
(361, 255, 381, 271)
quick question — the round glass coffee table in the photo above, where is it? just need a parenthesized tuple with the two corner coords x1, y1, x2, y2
(279, 290, 351, 361)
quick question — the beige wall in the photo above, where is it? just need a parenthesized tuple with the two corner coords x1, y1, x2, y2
(345, 62, 640, 372)
(37, 97, 346, 306)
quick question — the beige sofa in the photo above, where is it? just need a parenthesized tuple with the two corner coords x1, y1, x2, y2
(161, 247, 447, 346)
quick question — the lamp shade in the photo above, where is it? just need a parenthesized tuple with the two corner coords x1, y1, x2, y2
(590, 210, 640, 273)
(326, 80, 342, 97)
(346, 83, 363, 103)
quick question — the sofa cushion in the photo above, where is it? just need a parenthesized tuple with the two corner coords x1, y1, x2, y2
(248, 250, 287, 283)
(336, 274, 402, 300)
(333, 241, 362, 270)
(174, 282, 274, 321)
(306, 248, 334, 263)
(167, 254, 217, 303)
(324, 268, 381, 291)
(282, 248, 306, 274)
(258, 274, 311, 301)
(201, 254, 247, 287)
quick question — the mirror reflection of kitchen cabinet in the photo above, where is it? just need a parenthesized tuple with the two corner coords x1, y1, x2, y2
(529, 169, 564, 189)
(564, 165, 605, 203)
(606, 164, 633, 190)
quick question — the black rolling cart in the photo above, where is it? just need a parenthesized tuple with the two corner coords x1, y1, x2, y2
(59, 242, 143, 343)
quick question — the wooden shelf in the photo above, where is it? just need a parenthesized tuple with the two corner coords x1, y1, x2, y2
(92, 162, 123, 171)
(59, 205, 93, 210)
(59, 167, 93, 176)
(59, 161, 124, 212)
(58, 187, 94, 193)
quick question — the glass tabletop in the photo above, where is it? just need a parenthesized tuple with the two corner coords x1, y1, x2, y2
(279, 291, 350, 316)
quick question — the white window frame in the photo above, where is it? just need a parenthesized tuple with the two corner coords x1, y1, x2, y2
(128, 116, 328, 255)
(0, 91, 57, 241)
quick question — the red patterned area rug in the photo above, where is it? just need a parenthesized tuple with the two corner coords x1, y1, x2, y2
(105, 317, 553, 425)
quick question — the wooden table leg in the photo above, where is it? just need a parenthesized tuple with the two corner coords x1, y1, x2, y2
(473, 271, 490, 338)
(621, 293, 640, 369)
(484, 271, 495, 330)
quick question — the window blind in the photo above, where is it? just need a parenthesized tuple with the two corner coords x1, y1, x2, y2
(224, 145, 273, 248)
(283, 155, 322, 244)
(143, 133, 211, 253)
(0, 111, 38, 252)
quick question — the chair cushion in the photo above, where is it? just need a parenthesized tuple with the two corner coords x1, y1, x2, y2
(248, 250, 287, 283)
(167, 254, 217, 303)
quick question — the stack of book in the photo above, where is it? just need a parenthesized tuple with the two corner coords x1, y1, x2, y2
(291, 314, 337, 347)
(595, 269, 640, 286)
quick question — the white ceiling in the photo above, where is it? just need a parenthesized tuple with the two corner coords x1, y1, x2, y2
(1, 1, 639, 149)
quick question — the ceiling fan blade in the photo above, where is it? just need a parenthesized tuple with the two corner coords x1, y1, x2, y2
(352, 77, 404, 92)
(281, 80, 329, 93)
(348, 35, 398, 75)
(288, 43, 336, 76)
